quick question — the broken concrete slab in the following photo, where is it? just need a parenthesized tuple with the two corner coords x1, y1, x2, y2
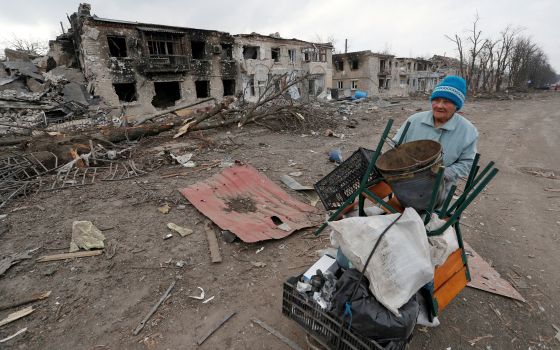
(62, 82, 89, 105)
(3, 61, 43, 81)
(4, 48, 31, 62)
(69, 221, 106, 252)
(46, 66, 85, 84)
(26, 78, 45, 93)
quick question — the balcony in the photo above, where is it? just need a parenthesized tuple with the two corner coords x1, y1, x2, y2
(378, 69, 391, 76)
(137, 55, 189, 74)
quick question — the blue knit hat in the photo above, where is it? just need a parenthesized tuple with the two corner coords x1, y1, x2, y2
(430, 75, 467, 110)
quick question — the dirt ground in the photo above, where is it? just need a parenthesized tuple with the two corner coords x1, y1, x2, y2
(1, 91, 559, 350)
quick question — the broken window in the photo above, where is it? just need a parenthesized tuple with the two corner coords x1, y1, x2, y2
(334, 60, 343, 71)
(247, 76, 255, 96)
(350, 59, 359, 70)
(288, 49, 296, 63)
(380, 60, 386, 72)
(145, 32, 185, 57)
(221, 44, 233, 59)
(407, 62, 412, 71)
(351, 80, 358, 89)
(271, 47, 280, 62)
(152, 81, 181, 108)
(113, 83, 137, 102)
(107, 36, 127, 58)
(223, 79, 235, 96)
(243, 46, 260, 59)
(337, 81, 343, 89)
(195, 80, 210, 98)
(191, 41, 205, 59)
(379, 79, 385, 89)
(257, 80, 267, 97)
(308, 79, 316, 95)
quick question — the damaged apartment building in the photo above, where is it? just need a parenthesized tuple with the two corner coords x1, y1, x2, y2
(233, 33, 333, 102)
(47, 4, 332, 116)
(332, 51, 443, 98)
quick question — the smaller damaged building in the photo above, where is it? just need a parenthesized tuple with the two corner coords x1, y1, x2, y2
(333, 51, 446, 98)
(332, 51, 395, 97)
(233, 33, 333, 102)
(54, 3, 237, 116)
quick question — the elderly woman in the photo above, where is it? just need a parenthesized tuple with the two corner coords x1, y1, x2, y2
(394, 75, 478, 186)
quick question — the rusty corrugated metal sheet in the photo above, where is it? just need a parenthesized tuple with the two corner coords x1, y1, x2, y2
(179, 165, 320, 243)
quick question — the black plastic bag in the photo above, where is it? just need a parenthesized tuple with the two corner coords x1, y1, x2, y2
(330, 268, 419, 347)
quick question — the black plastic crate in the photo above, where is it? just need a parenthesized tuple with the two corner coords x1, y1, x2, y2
(314, 148, 380, 211)
(282, 276, 405, 350)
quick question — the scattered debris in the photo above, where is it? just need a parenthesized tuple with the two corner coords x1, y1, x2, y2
(169, 153, 196, 168)
(0, 291, 51, 312)
(202, 296, 215, 304)
(250, 261, 267, 268)
(36, 250, 103, 262)
(251, 318, 303, 350)
(552, 324, 560, 343)
(468, 335, 494, 346)
(256, 247, 264, 254)
(465, 242, 526, 302)
(205, 222, 222, 263)
(220, 230, 237, 243)
(280, 175, 314, 191)
(328, 149, 342, 163)
(519, 166, 558, 180)
(69, 221, 105, 253)
(0, 250, 33, 276)
(0, 306, 35, 327)
(132, 280, 176, 336)
(158, 204, 171, 214)
(189, 287, 205, 300)
(167, 223, 193, 237)
(289, 171, 302, 177)
(0, 328, 28, 343)
(197, 311, 236, 345)
(163, 233, 173, 240)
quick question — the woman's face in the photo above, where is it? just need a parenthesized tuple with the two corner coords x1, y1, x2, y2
(431, 97, 457, 125)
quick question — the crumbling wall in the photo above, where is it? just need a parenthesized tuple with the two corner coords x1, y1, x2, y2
(234, 35, 332, 101)
(332, 52, 377, 97)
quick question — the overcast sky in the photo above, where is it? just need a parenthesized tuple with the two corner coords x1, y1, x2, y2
(1, 0, 558, 71)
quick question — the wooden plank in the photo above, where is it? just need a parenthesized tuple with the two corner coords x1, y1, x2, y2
(36, 250, 103, 262)
(205, 223, 222, 263)
(0, 306, 34, 327)
(434, 249, 464, 290)
(434, 266, 468, 312)
(0, 291, 51, 312)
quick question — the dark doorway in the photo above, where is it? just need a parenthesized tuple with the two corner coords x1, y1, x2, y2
(221, 44, 233, 59)
(191, 41, 205, 59)
(107, 36, 127, 57)
(223, 79, 235, 96)
(195, 80, 210, 98)
(152, 81, 181, 108)
(113, 83, 137, 102)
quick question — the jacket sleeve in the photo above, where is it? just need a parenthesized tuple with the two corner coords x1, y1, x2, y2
(445, 137, 477, 181)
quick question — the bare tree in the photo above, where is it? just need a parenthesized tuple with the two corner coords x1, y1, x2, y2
(4, 35, 48, 56)
(494, 26, 519, 92)
(445, 34, 465, 78)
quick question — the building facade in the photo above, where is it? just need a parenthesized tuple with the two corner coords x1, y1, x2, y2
(48, 4, 333, 116)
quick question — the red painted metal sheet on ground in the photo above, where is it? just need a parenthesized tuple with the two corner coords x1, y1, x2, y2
(179, 165, 320, 243)
(464, 241, 526, 302)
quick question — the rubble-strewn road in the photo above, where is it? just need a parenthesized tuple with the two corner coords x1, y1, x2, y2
(0, 92, 559, 349)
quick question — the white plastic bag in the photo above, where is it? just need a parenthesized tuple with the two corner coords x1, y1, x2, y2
(425, 214, 459, 267)
(328, 208, 433, 316)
